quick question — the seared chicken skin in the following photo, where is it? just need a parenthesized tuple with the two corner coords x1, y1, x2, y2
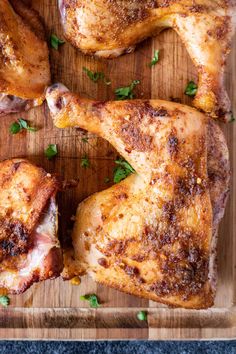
(0, 0, 50, 117)
(46, 84, 229, 309)
(59, 0, 236, 122)
(0, 159, 62, 294)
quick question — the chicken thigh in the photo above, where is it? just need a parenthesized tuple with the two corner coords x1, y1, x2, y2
(46, 84, 230, 309)
(59, 0, 236, 122)
(0, 158, 62, 294)
(0, 0, 50, 117)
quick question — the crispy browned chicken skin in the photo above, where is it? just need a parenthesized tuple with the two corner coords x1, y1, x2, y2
(0, 159, 62, 294)
(46, 84, 230, 309)
(59, 0, 236, 122)
(0, 0, 50, 117)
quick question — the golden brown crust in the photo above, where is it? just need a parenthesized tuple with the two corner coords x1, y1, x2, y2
(0, 159, 58, 262)
(59, 0, 236, 121)
(46, 85, 230, 309)
(0, 159, 62, 294)
(9, 0, 45, 40)
(0, 0, 50, 100)
(94, 269, 214, 310)
(60, 0, 235, 51)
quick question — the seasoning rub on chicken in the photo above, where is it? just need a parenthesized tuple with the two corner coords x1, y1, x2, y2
(0, 159, 62, 294)
(46, 84, 230, 309)
(58, 0, 236, 122)
(0, 0, 50, 117)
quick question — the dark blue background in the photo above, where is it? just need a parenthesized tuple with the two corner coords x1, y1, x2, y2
(0, 341, 235, 353)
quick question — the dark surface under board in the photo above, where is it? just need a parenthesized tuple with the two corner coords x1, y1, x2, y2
(0, 341, 235, 354)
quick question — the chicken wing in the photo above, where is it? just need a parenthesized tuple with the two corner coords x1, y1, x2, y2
(0, 0, 50, 117)
(59, 0, 236, 122)
(46, 84, 230, 309)
(0, 158, 62, 294)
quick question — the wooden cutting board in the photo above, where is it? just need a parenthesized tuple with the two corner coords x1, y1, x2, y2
(0, 0, 235, 340)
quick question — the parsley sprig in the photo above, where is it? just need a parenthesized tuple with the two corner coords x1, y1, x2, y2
(113, 158, 135, 183)
(115, 80, 140, 100)
(10, 118, 37, 135)
(137, 310, 147, 321)
(149, 50, 159, 67)
(45, 144, 58, 160)
(185, 81, 198, 97)
(80, 294, 100, 308)
(83, 67, 111, 85)
(50, 34, 65, 50)
(0, 295, 10, 307)
(81, 155, 90, 168)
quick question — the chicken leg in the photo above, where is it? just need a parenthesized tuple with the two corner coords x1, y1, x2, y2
(0, 0, 50, 117)
(59, 0, 236, 122)
(0, 158, 62, 294)
(46, 84, 230, 309)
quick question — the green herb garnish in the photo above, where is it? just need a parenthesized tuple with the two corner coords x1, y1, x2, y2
(115, 80, 140, 100)
(10, 122, 21, 134)
(137, 311, 147, 321)
(10, 118, 37, 135)
(0, 295, 10, 307)
(81, 155, 90, 168)
(80, 294, 100, 308)
(50, 34, 65, 50)
(113, 158, 135, 183)
(149, 50, 159, 67)
(45, 144, 58, 160)
(230, 114, 235, 123)
(83, 67, 111, 85)
(185, 81, 198, 97)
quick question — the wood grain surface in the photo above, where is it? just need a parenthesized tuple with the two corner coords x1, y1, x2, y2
(0, 0, 235, 340)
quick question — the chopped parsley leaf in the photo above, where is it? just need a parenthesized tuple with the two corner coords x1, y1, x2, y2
(115, 80, 140, 100)
(230, 114, 235, 123)
(113, 158, 135, 183)
(10, 122, 21, 134)
(50, 34, 65, 50)
(149, 49, 159, 67)
(81, 155, 90, 168)
(83, 67, 111, 85)
(137, 311, 147, 321)
(45, 144, 58, 160)
(10, 118, 37, 135)
(185, 81, 198, 97)
(0, 295, 10, 307)
(80, 294, 100, 308)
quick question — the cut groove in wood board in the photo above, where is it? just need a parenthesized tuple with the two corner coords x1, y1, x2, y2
(0, 307, 235, 329)
(0, 0, 235, 340)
